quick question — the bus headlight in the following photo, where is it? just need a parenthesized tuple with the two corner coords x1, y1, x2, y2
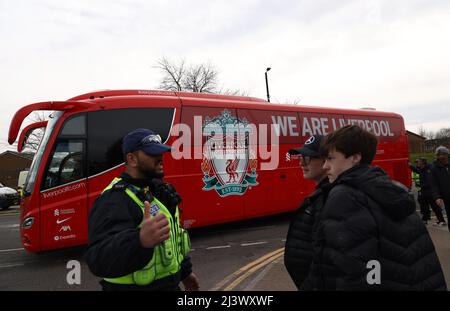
(22, 217, 34, 229)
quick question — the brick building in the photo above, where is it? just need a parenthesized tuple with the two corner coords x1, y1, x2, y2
(406, 131, 426, 153)
(0, 151, 34, 189)
(425, 138, 450, 153)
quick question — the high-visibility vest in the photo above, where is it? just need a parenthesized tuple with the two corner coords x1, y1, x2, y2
(102, 177, 191, 286)
(412, 171, 421, 191)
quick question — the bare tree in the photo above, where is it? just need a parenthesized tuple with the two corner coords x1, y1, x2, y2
(435, 127, 450, 139)
(184, 62, 218, 93)
(156, 57, 218, 93)
(155, 58, 244, 95)
(156, 58, 186, 91)
(418, 125, 435, 140)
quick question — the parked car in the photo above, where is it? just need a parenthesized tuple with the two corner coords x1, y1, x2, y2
(0, 182, 19, 210)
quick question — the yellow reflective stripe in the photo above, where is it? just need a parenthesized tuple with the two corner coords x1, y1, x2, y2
(102, 177, 122, 193)
(104, 274, 135, 285)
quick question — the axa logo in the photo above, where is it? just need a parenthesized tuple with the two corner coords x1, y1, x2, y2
(201, 109, 258, 197)
(59, 225, 71, 232)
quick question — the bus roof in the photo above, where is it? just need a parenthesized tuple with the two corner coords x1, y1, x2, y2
(68, 89, 267, 103)
(68, 89, 402, 118)
(9, 89, 403, 145)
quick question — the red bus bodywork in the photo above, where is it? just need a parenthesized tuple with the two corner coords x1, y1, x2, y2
(9, 90, 411, 252)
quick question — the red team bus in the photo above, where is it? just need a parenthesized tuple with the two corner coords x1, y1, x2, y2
(8, 90, 411, 252)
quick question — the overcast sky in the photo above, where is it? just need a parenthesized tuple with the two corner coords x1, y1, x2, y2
(1, 0, 450, 152)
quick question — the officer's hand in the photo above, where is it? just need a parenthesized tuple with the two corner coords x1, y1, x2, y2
(139, 201, 170, 248)
(436, 199, 445, 209)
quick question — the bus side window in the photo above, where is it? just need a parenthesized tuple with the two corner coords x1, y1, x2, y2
(87, 108, 175, 177)
(42, 140, 85, 190)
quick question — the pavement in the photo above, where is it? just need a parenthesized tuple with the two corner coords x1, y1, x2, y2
(221, 219, 450, 291)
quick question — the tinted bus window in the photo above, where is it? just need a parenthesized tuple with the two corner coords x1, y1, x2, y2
(42, 140, 85, 190)
(60, 114, 86, 136)
(87, 108, 175, 177)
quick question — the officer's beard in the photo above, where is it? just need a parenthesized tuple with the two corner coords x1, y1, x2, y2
(137, 164, 164, 180)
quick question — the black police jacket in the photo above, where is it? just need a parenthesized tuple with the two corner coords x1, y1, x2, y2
(284, 178, 330, 289)
(303, 165, 446, 290)
(431, 161, 450, 201)
(410, 164, 435, 197)
(84, 172, 192, 291)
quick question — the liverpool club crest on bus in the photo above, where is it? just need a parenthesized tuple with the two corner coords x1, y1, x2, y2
(201, 109, 258, 197)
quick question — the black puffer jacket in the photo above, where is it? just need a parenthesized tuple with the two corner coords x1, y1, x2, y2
(304, 165, 447, 291)
(410, 164, 435, 197)
(284, 179, 330, 289)
(431, 161, 450, 201)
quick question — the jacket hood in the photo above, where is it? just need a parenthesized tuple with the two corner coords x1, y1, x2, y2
(335, 165, 415, 221)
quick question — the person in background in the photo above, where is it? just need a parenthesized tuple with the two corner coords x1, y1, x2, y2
(410, 158, 429, 223)
(430, 146, 450, 232)
(410, 158, 445, 226)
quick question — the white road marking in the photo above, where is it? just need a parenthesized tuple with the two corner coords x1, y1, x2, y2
(0, 224, 20, 229)
(241, 241, 267, 247)
(0, 211, 20, 217)
(0, 248, 25, 253)
(0, 263, 24, 269)
(193, 237, 285, 251)
(206, 245, 231, 250)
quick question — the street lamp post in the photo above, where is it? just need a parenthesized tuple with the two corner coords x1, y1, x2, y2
(265, 67, 271, 102)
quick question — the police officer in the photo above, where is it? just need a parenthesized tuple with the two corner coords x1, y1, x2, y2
(410, 158, 431, 224)
(411, 159, 421, 190)
(431, 146, 450, 231)
(411, 157, 446, 226)
(85, 128, 199, 291)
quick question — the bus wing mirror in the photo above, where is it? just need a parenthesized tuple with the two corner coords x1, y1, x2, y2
(8, 101, 91, 145)
(17, 121, 48, 152)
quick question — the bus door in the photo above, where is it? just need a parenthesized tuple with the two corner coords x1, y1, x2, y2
(39, 114, 88, 250)
(236, 109, 303, 217)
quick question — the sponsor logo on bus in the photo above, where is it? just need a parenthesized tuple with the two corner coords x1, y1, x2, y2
(43, 182, 86, 199)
